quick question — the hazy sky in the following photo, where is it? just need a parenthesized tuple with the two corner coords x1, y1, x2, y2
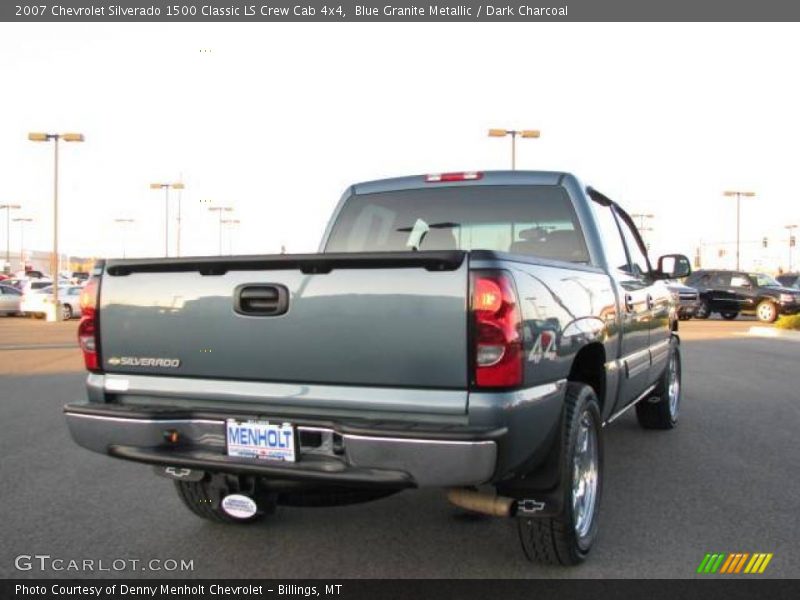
(1, 23, 798, 267)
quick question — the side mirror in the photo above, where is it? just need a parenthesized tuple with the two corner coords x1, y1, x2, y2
(656, 254, 691, 279)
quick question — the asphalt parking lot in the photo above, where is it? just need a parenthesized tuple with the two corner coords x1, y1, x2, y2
(1, 316, 798, 579)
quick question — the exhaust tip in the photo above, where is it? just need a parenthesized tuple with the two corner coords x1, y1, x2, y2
(447, 488, 515, 518)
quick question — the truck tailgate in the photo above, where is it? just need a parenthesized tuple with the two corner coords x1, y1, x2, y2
(98, 252, 468, 390)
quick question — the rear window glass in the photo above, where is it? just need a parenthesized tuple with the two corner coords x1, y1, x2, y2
(325, 185, 589, 263)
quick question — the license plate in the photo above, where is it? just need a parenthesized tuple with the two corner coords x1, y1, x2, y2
(226, 419, 296, 462)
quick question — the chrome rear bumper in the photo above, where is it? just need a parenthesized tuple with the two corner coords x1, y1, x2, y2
(64, 408, 497, 488)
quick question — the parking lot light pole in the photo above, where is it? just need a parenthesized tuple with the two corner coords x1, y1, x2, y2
(28, 132, 85, 321)
(12, 217, 33, 271)
(113, 218, 135, 258)
(1, 203, 21, 273)
(150, 182, 184, 257)
(175, 182, 186, 257)
(209, 206, 233, 255)
(723, 190, 755, 271)
(488, 129, 540, 170)
(630, 213, 654, 249)
(221, 218, 240, 255)
(786, 224, 798, 272)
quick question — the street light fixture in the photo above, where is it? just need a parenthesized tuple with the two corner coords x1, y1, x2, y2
(208, 206, 233, 255)
(113, 218, 136, 258)
(1, 203, 22, 273)
(28, 132, 85, 321)
(12, 217, 33, 271)
(723, 190, 756, 270)
(488, 128, 540, 170)
(786, 224, 798, 272)
(150, 182, 185, 257)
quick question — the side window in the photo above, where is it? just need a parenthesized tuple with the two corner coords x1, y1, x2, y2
(590, 202, 629, 273)
(615, 210, 650, 277)
(711, 272, 731, 287)
(730, 274, 750, 288)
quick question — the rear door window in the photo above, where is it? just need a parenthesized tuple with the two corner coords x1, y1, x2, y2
(730, 274, 751, 288)
(589, 202, 630, 273)
(711, 272, 731, 287)
(614, 211, 650, 277)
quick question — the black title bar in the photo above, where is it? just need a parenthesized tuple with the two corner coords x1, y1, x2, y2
(3, 579, 800, 600)
(5, 0, 800, 22)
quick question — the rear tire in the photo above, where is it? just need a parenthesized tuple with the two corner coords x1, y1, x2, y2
(174, 476, 275, 524)
(636, 337, 681, 430)
(518, 382, 603, 566)
(756, 300, 778, 323)
(61, 304, 73, 320)
(720, 311, 738, 320)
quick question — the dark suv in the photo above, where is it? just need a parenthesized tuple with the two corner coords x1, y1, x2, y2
(777, 273, 800, 290)
(685, 269, 800, 322)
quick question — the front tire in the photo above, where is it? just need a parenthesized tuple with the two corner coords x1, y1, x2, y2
(61, 303, 73, 320)
(694, 299, 710, 319)
(756, 300, 778, 323)
(518, 382, 603, 565)
(636, 337, 681, 430)
(720, 311, 738, 320)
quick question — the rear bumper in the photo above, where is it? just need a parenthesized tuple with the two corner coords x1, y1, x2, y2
(63, 405, 499, 488)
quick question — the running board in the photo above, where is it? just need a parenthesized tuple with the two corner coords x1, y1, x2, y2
(604, 384, 657, 426)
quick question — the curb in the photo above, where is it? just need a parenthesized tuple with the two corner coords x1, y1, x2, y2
(748, 326, 800, 341)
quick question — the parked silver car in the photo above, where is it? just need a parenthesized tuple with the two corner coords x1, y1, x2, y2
(0, 284, 23, 316)
(20, 285, 83, 320)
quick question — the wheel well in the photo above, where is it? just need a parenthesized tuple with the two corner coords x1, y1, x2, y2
(568, 343, 606, 412)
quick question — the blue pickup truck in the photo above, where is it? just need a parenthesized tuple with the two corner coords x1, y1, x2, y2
(65, 170, 691, 565)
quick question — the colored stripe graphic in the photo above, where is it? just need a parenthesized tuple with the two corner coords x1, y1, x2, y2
(734, 553, 749, 573)
(697, 552, 772, 574)
(697, 554, 712, 573)
(710, 554, 726, 573)
(758, 554, 773, 573)
(719, 554, 736, 574)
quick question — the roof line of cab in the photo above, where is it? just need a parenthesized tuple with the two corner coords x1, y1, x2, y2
(352, 170, 573, 195)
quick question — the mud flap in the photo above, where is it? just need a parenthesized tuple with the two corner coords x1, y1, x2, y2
(495, 415, 567, 519)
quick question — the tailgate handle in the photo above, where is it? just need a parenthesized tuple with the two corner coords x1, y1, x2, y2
(234, 284, 289, 316)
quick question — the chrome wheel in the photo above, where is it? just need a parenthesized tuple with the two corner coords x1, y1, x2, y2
(61, 304, 72, 320)
(757, 301, 776, 322)
(667, 352, 680, 418)
(572, 411, 599, 540)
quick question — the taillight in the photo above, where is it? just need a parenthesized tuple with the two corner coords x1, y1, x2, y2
(471, 271, 523, 388)
(425, 172, 483, 183)
(78, 277, 100, 372)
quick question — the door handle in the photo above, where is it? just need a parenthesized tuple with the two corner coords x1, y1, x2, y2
(624, 294, 635, 312)
(234, 284, 289, 316)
